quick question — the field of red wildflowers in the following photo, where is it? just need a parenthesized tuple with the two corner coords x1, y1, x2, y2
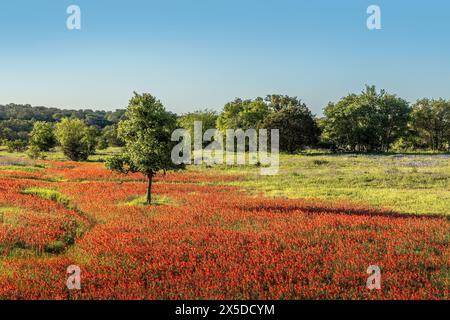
(0, 160, 448, 300)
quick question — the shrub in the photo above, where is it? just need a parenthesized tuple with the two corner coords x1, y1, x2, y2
(44, 241, 66, 254)
(29, 121, 56, 152)
(26, 145, 47, 160)
(55, 118, 91, 161)
(5, 140, 28, 153)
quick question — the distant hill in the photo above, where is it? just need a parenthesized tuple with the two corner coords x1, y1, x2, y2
(0, 103, 125, 141)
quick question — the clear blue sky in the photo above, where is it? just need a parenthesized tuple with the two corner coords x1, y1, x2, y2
(1, 0, 449, 115)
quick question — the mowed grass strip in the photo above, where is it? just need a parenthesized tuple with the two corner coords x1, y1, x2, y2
(120, 194, 181, 206)
(21, 187, 73, 208)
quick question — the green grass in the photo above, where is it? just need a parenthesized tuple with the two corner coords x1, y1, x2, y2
(0, 146, 121, 162)
(0, 207, 20, 213)
(0, 207, 21, 226)
(21, 187, 73, 208)
(2, 146, 450, 215)
(121, 195, 179, 206)
(0, 165, 44, 173)
(192, 153, 450, 216)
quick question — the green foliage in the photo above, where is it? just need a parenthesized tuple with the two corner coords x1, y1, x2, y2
(109, 92, 181, 176)
(0, 127, 17, 141)
(55, 118, 93, 161)
(2, 89, 449, 155)
(29, 121, 56, 151)
(0, 120, 32, 141)
(0, 103, 125, 142)
(85, 126, 100, 155)
(61, 220, 80, 245)
(5, 140, 28, 153)
(96, 136, 109, 150)
(44, 241, 66, 254)
(216, 98, 270, 131)
(106, 92, 184, 204)
(265, 94, 305, 112)
(411, 99, 450, 151)
(322, 86, 410, 152)
(105, 153, 137, 173)
(26, 145, 47, 160)
(178, 109, 218, 144)
(262, 97, 320, 153)
(101, 124, 123, 147)
(216, 95, 319, 153)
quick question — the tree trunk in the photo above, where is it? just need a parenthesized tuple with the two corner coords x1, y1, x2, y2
(146, 174, 153, 205)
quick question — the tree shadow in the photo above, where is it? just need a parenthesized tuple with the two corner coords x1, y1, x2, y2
(300, 151, 450, 157)
(238, 203, 449, 221)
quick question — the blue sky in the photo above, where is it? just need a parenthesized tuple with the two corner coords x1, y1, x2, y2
(0, 0, 449, 115)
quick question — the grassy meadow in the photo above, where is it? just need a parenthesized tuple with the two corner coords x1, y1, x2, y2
(2, 146, 450, 216)
(194, 153, 450, 216)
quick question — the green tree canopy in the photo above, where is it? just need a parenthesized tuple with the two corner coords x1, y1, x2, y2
(55, 118, 92, 161)
(216, 98, 270, 131)
(0, 103, 125, 143)
(29, 121, 56, 151)
(101, 124, 124, 147)
(322, 86, 410, 152)
(85, 126, 100, 155)
(178, 109, 218, 141)
(265, 94, 305, 112)
(262, 102, 319, 153)
(411, 98, 450, 151)
(106, 92, 183, 204)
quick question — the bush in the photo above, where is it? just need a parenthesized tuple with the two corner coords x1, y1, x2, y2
(5, 140, 28, 153)
(321, 86, 410, 152)
(26, 145, 47, 160)
(29, 121, 56, 152)
(262, 103, 320, 153)
(44, 241, 66, 254)
(62, 220, 79, 245)
(97, 137, 109, 150)
(55, 118, 91, 161)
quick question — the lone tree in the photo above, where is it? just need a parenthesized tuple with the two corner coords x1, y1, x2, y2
(106, 92, 182, 205)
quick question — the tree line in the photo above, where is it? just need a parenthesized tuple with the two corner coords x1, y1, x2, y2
(1, 86, 450, 160)
(0, 104, 125, 147)
(180, 86, 450, 153)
